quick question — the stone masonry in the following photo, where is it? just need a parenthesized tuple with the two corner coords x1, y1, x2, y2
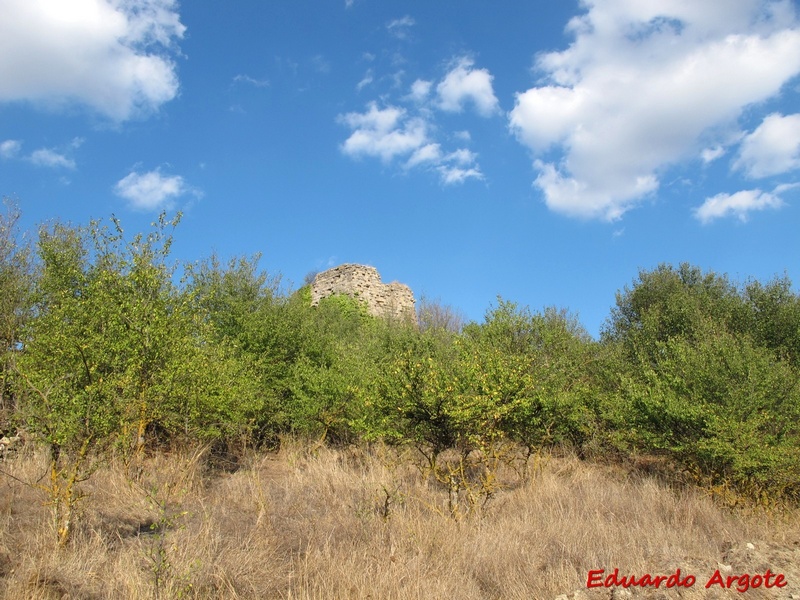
(310, 264, 417, 325)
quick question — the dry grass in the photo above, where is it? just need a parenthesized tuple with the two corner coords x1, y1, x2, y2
(1, 441, 798, 600)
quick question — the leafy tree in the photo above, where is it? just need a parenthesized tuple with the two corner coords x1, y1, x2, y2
(621, 324, 800, 500)
(416, 296, 466, 333)
(605, 264, 749, 354)
(0, 201, 33, 426)
(282, 294, 385, 442)
(744, 276, 800, 366)
(15, 214, 258, 543)
(463, 301, 597, 455)
(185, 253, 280, 349)
(604, 264, 800, 502)
(379, 330, 463, 452)
(379, 299, 596, 459)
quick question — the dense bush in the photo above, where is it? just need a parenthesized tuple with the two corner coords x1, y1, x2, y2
(2, 207, 799, 542)
(604, 264, 800, 502)
(0, 203, 32, 428)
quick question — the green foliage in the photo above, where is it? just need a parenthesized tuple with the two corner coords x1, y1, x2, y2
(604, 263, 746, 359)
(605, 264, 800, 502)
(2, 204, 799, 508)
(466, 301, 597, 452)
(416, 296, 465, 333)
(744, 276, 800, 366)
(281, 294, 382, 442)
(185, 253, 280, 349)
(378, 330, 463, 451)
(0, 201, 33, 424)
(17, 214, 259, 454)
(375, 299, 596, 459)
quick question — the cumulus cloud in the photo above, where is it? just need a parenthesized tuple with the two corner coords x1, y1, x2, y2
(406, 143, 442, 167)
(339, 103, 428, 163)
(29, 148, 76, 169)
(437, 58, 499, 116)
(734, 112, 800, 178)
(509, 0, 800, 220)
(0, 0, 185, 121)
(233, 74, 269, 88)
(0, 140, 21, 159)
(338, 102, 483, 185)
(445, 148, 478, 165)
(693, 188, 784, 224)
(405, 144, 483, 182)
(387, 16, 415, 39)
(409, 79, 432, 102)
(356, 70, 374, 92)
(437, 165, 483, 185)
(114, 168, 187, 210)
(532, 160, 657, 220)
(339, 54, 498, 186)
(701, 146, 726, 164)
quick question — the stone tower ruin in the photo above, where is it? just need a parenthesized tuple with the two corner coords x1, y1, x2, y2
(310, 264, 417, 325)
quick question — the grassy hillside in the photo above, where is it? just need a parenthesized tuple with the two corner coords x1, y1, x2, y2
(1, 205, 800, 598)
(1, 443, 799, 599)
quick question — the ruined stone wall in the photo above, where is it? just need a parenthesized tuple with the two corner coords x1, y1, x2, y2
(310, 264, 417, 324)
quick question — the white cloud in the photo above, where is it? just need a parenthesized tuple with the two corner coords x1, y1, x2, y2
(0, 140, 21, 159)
(406, 143, 442, 167)
(114, 168, 187, 210)
(409, 79, 432, 102)
(233, 74, 269, 88)
(774, 182, 800, 194)
(356, 70, 374, 92)
(339, 102, 428, 163)
(533, 160, 657, 220)
(437, 57, 499, 117)
(445, 148, 478, 165)
(340, 56, 499, 186)
(387, 16, 415, 39)
(693, 188, 784, 224)
(734, 112, 800, 178)
(437, 165, 483, 185)
(29, 148, 76, 169)
(701, 146, 726, 164)
(0, 0, 185, 121)
(509, 0, 800, 221)
(338, 102, 485, 186)
(432, 147, 483, 184)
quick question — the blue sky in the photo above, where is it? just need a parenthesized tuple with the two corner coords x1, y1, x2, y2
(1, 0, 799, 337)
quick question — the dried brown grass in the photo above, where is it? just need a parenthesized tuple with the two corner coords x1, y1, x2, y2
(0, 441, 798, 599)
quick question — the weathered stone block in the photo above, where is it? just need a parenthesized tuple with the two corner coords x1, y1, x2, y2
(310, 264, 417, 325)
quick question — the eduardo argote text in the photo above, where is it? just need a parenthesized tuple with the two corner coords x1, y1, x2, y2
(587, 567, 787, 593)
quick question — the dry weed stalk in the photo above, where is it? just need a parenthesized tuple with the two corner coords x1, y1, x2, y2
(414, 441, 530, 520)
(0, 442, 799, 599)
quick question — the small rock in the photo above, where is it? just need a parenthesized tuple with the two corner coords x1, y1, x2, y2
(554, 592, 588, 600)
